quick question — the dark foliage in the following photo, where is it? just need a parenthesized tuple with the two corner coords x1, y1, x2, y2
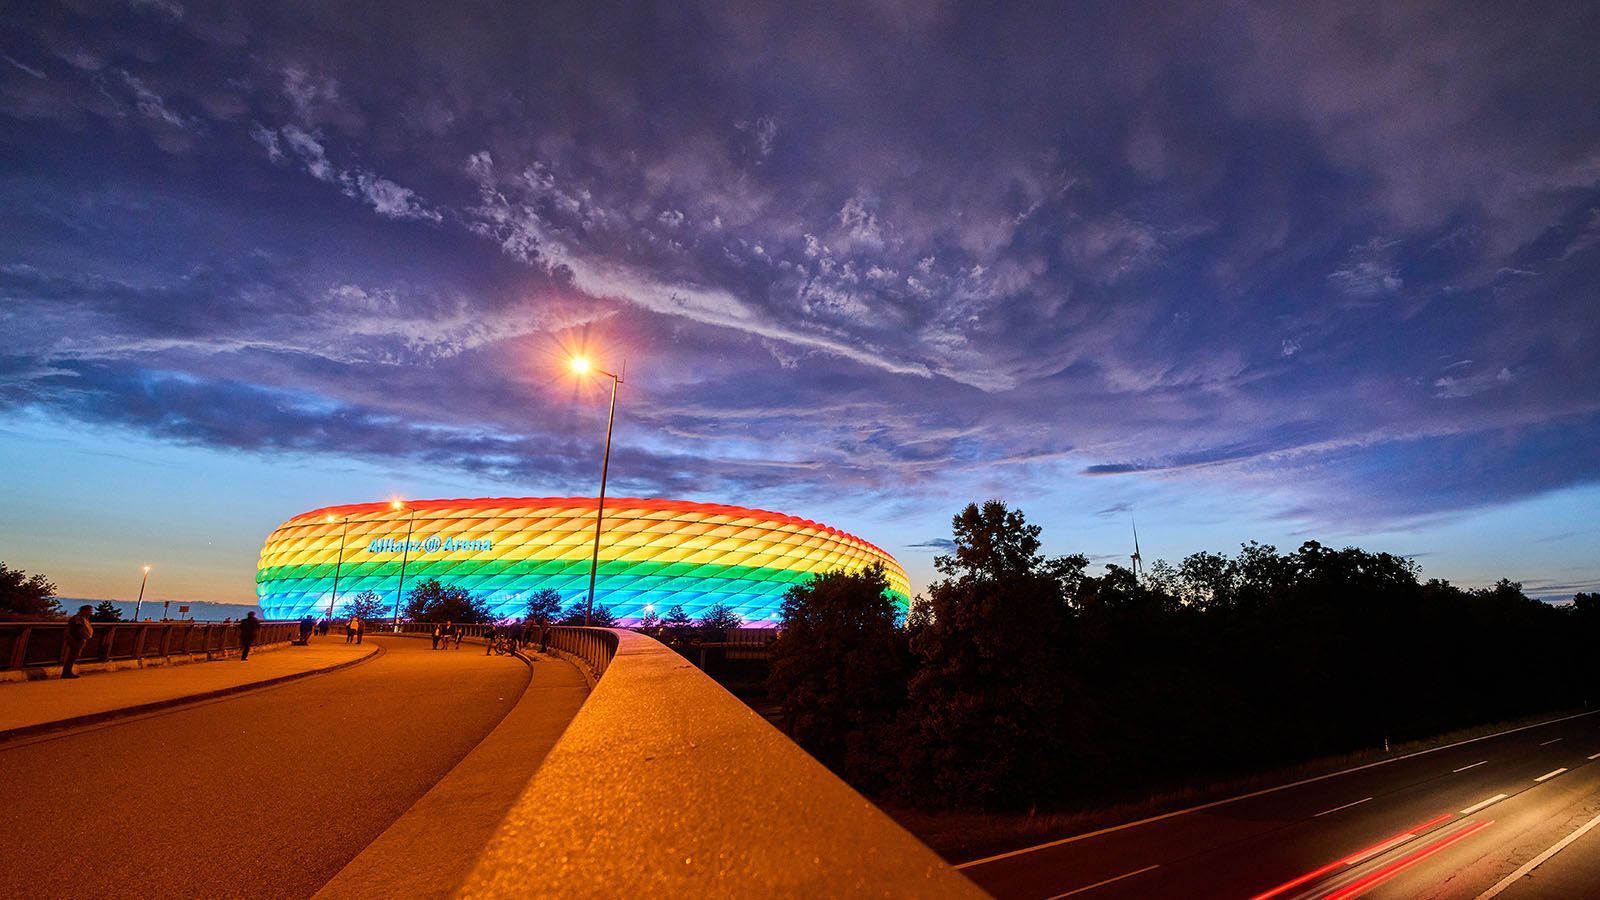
(341, 589, 389, 622)
(697, 601, 744, 638)
(402, 579, 492, 623)
(769, 502, 1596, 813)
(660, 603, 696, 649)
(524, 588, 564, 628)
(767, 564, 909, 791)
(91, 600, 123, 622)
(558, 600, 616, 627)
(0, 562, 61, 619)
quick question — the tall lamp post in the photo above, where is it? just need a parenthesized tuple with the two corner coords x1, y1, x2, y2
(325, 513, 351, 622)
(390, 500, 416, 632)
(570, 355, 622, 627)
(132, 564, 152, 621)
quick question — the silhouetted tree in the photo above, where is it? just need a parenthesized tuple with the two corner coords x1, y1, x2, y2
(558, 600, 617, 627)
(0, 562, 61, 619)
(697, 601, 744, 639)
(660, 603, 695, 649)
(341, 590, 389, 622)
(636, 607, 661, 633)
(91, 600, 123, 622)
(524, 588, 563, 629)
(900, 501, 1078, 809)
(403, 579, 492, 623)
(768, 564, 908, 789)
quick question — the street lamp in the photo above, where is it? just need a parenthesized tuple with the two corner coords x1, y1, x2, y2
(390, 500, 417, 632)
(132, 564, 152, 621)
(570, 354, 623, 627)
(326, 513, 351, 622)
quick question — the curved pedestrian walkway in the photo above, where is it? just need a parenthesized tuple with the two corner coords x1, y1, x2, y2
(0, 637, 378, 740)
(0, 636, 579, 899)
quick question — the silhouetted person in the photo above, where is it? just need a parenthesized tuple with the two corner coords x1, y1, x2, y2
(344, 619, 355, 643)
(539, 624, 550, 654)
(484, 622, 497, 655)
(62, 604, 94, 679)
(298, 615, 314, 644)
(431, 622, 443, 650)
(353, 617, 364, 644)
(238, 610, 261, 660)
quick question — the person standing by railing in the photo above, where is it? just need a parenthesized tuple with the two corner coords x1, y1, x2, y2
(62, 604, 93, 679)
(238, 610, 261, 660)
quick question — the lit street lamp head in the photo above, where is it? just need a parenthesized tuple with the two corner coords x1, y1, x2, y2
(569, 355, 591, 375)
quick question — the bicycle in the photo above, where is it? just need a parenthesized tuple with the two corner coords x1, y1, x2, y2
(491, 633, 516, 655)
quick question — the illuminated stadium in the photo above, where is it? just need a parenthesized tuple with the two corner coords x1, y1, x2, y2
(256, 497, 910, 626)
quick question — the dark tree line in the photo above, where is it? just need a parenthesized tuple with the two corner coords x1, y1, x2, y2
(767, 501, 1596, 810)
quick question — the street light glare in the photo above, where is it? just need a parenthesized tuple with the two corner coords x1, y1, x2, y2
(391, 499, 404, 510)
(570, 355, 591, 375)
(142, 565, 151, 573)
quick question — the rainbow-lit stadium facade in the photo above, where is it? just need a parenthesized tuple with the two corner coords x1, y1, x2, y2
(256, 497, 910, 626)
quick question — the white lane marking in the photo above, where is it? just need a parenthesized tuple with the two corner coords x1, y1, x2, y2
(957, 709, 1600, 869)
(1343, 832, 1421, 866)
(1045, 865, 1160, 899)
(1454, 760, 1488, 773)
(1459, 794, 1508, 816)
(1476, 809, 1600, 899)
(1540, 738, 1564, 746)
(1314, 796, 1374, 817)
(1535, 767, 1568, 782)
(1587, 752, 1600, 760)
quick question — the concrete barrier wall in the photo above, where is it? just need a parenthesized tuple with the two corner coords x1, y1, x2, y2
(460, 628, 983, 898)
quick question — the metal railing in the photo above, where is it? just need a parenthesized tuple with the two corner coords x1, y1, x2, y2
(0, 621, 297, 672)
(375, 621, 618, 682)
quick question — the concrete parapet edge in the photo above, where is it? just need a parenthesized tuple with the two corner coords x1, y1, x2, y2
(0, 643, 382, 743)
(460, 628, 985, 898)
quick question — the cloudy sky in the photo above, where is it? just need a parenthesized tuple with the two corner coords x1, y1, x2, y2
(2, 0, 1597, 604)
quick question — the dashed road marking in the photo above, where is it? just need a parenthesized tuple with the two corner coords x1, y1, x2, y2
(1314, 797, 1373, 817)
(1459, 794, 1508, 816)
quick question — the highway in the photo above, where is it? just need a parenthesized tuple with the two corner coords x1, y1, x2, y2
(961, 711, 1600, 899)
(0, 637, 529, 899)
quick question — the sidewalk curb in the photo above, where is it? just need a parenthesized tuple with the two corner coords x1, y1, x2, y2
(0, 643, 384, 744)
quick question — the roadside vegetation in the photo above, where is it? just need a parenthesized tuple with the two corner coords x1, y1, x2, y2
(0, 561, 61, 619)
(763, 501, 1600, 832)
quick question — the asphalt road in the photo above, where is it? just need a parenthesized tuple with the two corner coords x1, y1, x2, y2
(0, 636, 529, 899)
(961, 711, 1600, 899)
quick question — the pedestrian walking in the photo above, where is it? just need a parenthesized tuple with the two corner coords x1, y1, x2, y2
(238, 610, 261, 660)
(431, 622, 443, 650)
(353, 617, 364, 644)
(298, 615, 314, 644)
(484, 622, 498, 655)
(62, 604, 94, 679)
(344, 619, 355, 643)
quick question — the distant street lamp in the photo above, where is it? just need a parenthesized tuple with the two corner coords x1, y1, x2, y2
(326, 513, 351, 622)
(132, 564, 152, 621)
(390, 500, 417, 632)
(570, 354, 623, 627)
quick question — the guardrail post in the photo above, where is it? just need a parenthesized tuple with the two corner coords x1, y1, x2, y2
(9, 626, 30, 669)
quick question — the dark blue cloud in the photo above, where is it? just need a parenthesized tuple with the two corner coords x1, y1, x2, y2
(2, 0, 1599, 539)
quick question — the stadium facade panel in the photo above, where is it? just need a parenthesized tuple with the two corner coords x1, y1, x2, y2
(256, 497, 911, 626)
